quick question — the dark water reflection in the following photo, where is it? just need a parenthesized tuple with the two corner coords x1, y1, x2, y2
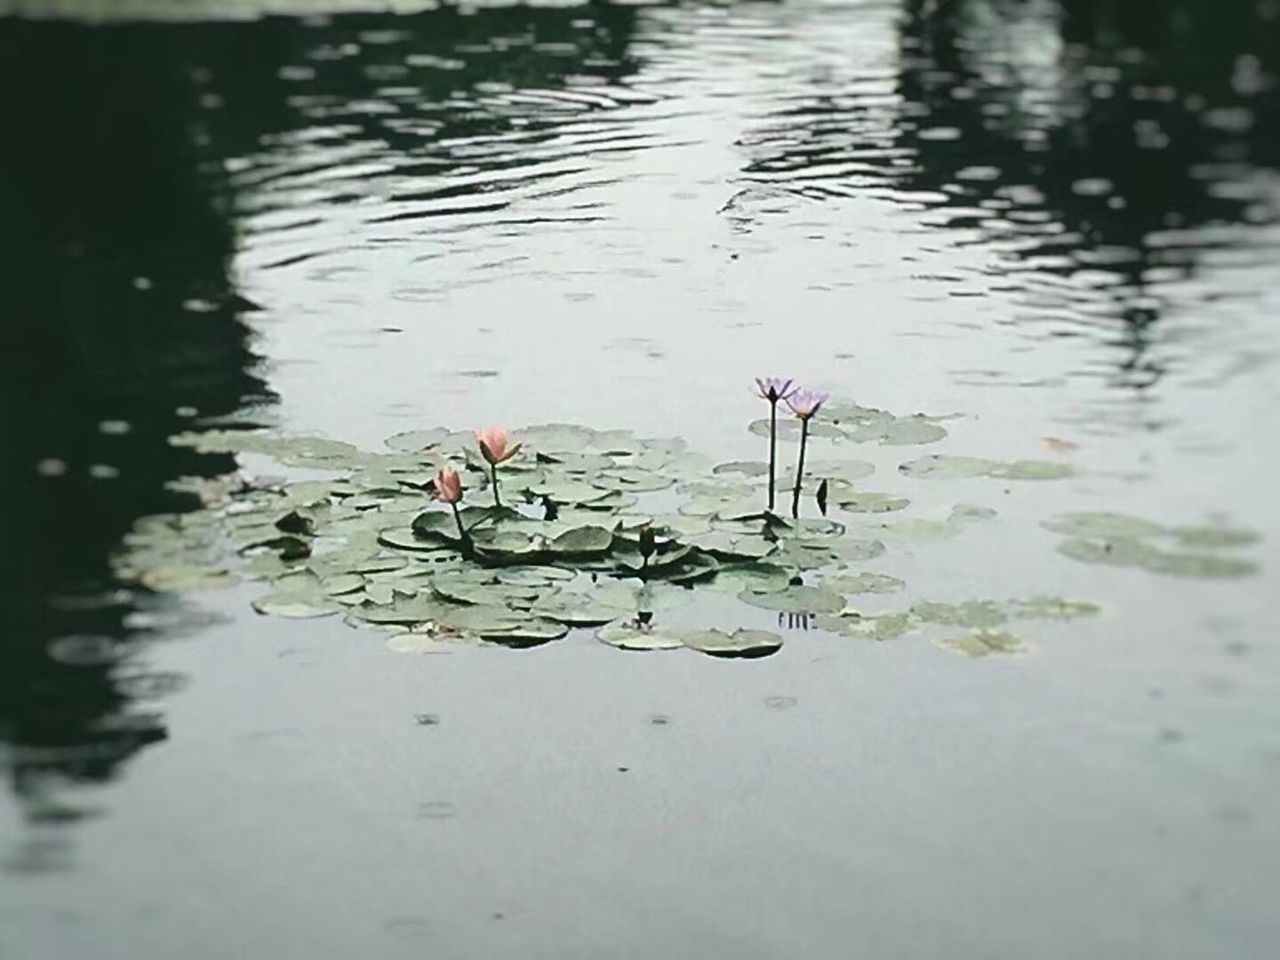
(0, 0, 1276, 867)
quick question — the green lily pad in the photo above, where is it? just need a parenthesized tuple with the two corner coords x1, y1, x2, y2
(1006, 596, 1101, 620)
(251, 592, 338, 619)
(531, 587, 636, 626)
(818, 571, 905, 595)
(1172, 526, 1260, 549)
(681, 628, 783, 658)
(712, 461, 770, 478)
(899, 455, 999, 479)
(597, 621, 683, 651)
(817, 611, 923, 640)
(935, 629, 1028, 658)
(710, 563, 794, 593)
(989, 460, 1074, 480)
(738, 585, 845, 615)
(379, 527, 453, 553)
(1043, 512, 1166, 539)
(912, 600, 1008, 629)
(547, 525, 615, 556)
(385, 428, 454, 452)
(836, 492, 910, 514)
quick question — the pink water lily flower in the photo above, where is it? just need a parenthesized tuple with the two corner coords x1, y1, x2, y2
(786, 389, 829, 420)
(754, 377, 796, 403)
(432, 467, 463, 504)
(475, 426, 521, 465)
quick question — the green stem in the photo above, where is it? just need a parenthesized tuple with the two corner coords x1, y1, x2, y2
(490, 463, 501, 509)
(791, 417, 810, 520)
(768, 401, 777, 512)
(451, 502, 472, 557)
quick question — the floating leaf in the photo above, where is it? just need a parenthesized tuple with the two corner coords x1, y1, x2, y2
(836, 492, 910, 514)
(597, 621, 683, 651)
(899, 455, 999, 479)
(935, 629, 1027, 658)
(1043, 512, 1165, 539)
(819, 571, 904, 595)
(385, 428, 454, 452)
(712, 461, 770, 478)
(912, 600, 1008, 629)
(252, 592, 338, 619)
(1172, 526, 1260, 549)
(738, 585, 845, 615)
(681, 628, 782, 658)
(547, 525, 615, 556)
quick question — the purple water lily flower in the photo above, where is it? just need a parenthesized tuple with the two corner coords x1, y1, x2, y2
(786, 389, 829, 421)
(754, 377, 796, 403)
(754, 377, 795, 513)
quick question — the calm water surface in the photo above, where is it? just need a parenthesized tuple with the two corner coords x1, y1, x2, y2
(2, 1, 1278, 958)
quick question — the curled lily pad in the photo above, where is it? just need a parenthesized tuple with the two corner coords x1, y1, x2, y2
(597, 621, 683, 651)
(738, 585, 845, 615)
(681, 628, 782, 658)
(935, 629, 1027, 658)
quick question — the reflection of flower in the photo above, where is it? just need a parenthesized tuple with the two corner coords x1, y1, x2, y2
(433, 467, 462, 503)
(785, 389, 828, 420)
(754, 377, 795, 403)
(475, 427, 521, 465)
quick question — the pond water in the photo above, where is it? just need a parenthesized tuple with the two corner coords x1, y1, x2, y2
(2, 1, 1278, 957)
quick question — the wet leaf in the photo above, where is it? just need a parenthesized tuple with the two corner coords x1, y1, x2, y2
(738, 585, 845, 615)
(597, 621, 683, 651)
(681, 628, 783, 658)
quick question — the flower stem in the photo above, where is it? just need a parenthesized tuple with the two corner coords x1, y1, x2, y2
(490, 463, 501, 509)
(450, 502, 472, 557)
(768, 400, 778, 512)
(791, 417, 810, 520)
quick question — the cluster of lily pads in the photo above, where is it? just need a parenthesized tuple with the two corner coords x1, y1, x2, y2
(108, 388, 1140, 659)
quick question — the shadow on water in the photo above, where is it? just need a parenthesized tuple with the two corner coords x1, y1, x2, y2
(0, 1, 648, 860)
(0, 18, 271, 857)
(739, 0, 1278, 400)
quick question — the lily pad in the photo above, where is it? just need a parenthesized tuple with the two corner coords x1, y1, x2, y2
(818, 571, 905, 595)
(738, 585, 845, 615)
(899, 455, 999, 479)
(911, 600, 1008, 629)
(681, 628, 783, 658)
(252, 592, 338, 619)
(935, 629, 1028, 658)
(597, 621, 683, 651)
(836, 492, 910, 514)
(1043, 512, 1166, 539)
(1172, 526, 1260, 549)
